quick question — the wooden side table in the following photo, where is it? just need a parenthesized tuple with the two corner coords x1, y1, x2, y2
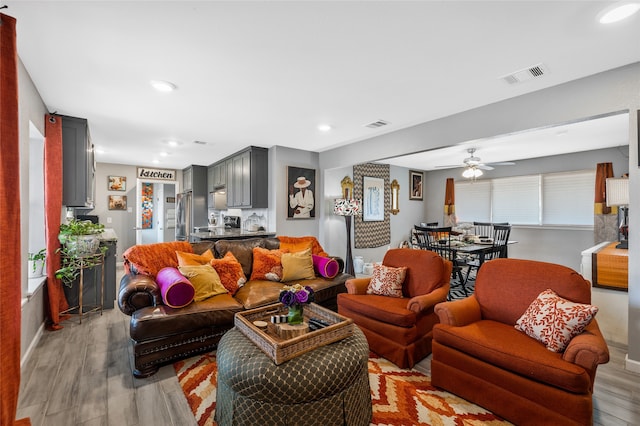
(61, 252, 105, 323)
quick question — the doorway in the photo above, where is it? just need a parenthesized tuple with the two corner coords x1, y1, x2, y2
(135, 179, 178, 245)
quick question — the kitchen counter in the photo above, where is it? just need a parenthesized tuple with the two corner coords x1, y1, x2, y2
(191, 229, 276, 241)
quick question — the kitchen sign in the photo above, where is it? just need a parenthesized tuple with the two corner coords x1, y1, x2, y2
(137, 167, 176, 181)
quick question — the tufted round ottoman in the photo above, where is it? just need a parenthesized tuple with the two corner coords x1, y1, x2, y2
(215, 326, 372, 426)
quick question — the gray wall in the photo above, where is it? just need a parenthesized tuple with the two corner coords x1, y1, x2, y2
(268, 146, 321, 237)
(94, 163, 139, 261)
(18, 58, 49, 364)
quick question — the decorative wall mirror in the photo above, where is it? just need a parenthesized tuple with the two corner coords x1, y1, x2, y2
(341, 176, 354, 199)
(390, 179, 400, 215)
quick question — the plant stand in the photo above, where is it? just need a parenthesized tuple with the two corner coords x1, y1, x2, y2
(61, 252, 105, 324)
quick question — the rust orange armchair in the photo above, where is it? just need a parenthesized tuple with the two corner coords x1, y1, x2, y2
(432, 258, 609, 426)
(337, 248, 452, 368)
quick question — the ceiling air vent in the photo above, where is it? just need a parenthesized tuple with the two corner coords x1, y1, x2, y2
(193, 140, 208, 145)
(365, 119, 390, 129)
(501, 63, 548, 85)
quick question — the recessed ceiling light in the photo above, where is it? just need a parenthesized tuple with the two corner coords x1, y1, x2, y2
(95, 148, 105, 154)
(160, 151, 169, 157)
(317, 124, 332, 132)
(150, 80, 177, 92)
(167, 140, 180, 147)
(152, 159, 160, 164)
(598, 1, 640, 24)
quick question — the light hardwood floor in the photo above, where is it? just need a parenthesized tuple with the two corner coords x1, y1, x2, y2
(16, 269, 640, 425)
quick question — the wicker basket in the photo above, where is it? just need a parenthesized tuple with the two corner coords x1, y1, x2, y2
(235, 302, 354, 364)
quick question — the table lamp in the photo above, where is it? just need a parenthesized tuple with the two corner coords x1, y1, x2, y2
(334, 198, 361, 276)
(606, 177, 629, 249)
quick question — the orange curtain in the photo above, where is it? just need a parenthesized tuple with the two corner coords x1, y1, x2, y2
(0, 12, 31, 426)
(594, 163, 616, 215)
(443, 178, 456, 226)
(44, 115, 70, 329)
(444, 178, 455, 215)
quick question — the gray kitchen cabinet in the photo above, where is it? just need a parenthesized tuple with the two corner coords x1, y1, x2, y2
(225, 146, 268, 208)
(62, 115, 95, 208)
(207, 165, 215, 193)
(183, 166, 193, 192)
(207, 162, 227, 193)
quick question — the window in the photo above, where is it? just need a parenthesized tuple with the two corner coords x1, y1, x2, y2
(454, 170, 594, 226)
(455, 181, 491, 222)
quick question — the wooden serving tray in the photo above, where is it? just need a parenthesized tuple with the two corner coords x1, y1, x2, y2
(234, 302, 354, 365)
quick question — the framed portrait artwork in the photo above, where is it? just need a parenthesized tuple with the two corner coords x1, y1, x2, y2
(108, 195, 127, 210)
(409, 170, 423, 200)
(362, 176, 384, 221)
(287, 166, 316, 219)
(108, 175, 126, 191)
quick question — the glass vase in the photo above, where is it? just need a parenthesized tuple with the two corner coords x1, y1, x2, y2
(287, 304, 304, 325)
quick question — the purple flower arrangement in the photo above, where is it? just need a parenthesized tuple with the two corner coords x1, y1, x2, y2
(279, 283, 315, 307)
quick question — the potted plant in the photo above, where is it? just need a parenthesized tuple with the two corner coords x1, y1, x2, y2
(28, 248, 46, 278)
(58, 218, 105, 256)
(56, 219, 107, 287)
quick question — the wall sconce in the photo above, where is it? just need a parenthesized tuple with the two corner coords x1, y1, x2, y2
(390, 179, 400, 215)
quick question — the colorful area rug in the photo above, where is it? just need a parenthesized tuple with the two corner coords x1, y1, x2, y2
(174, 351, 511, 426)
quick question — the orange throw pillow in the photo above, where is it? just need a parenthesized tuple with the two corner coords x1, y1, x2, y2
(251, 247, 288, 282)
(176, 249, 214, 266)
(277, 236, 329, 257)
(210, 252, 246, 295)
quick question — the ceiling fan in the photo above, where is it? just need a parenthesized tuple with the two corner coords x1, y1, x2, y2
(437, 148, 515, 179)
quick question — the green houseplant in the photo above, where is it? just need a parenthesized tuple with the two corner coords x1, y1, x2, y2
(56, 219, 107, 287)
(28, 248, 46, 278)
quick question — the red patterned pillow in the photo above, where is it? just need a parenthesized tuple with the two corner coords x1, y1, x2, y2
(210, 252, 246, 295)
(515, 289, 598, 352)
(366, 264, 407, 298)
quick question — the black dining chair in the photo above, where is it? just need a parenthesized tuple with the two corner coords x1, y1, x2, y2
(414, 225, 468, 296)
(473, 222, 493, 238)
(464, 224, 512, 285)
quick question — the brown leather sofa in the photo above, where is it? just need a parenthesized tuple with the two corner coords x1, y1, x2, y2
(337, 248, 451, 368)
(117, 236, 349, 378)
(431, 258, 609, 426)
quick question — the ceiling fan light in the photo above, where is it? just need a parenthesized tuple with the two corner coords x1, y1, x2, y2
(474, 168, 483, 177)
(462, 168, 475, 178)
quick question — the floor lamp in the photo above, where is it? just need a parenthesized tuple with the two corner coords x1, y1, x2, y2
(334, 199, 361, 276)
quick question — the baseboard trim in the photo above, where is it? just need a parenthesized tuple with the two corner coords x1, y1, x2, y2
(625, 354, 640, 374)
(21, 322, 45, 369)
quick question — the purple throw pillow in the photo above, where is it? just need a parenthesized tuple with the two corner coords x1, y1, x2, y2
(156, 267, 195, 308)
(312, 255, 339, 279)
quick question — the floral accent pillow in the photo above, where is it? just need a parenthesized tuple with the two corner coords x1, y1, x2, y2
(250, 247, 288, 282)
(515, 289, 598, 353)
(210, 252, 246, 295)
(366, 264, 407, 298)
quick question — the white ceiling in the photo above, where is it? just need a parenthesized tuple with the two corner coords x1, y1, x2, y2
(7, 1, 640, 170)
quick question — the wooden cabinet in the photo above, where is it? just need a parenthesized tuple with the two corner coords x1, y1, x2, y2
(225, 146, 268, 208)
(62, 115, 95, 208)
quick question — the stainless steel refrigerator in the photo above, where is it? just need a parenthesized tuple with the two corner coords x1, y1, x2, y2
(176, 190, 207, 242)
(175, 191, 192, 241)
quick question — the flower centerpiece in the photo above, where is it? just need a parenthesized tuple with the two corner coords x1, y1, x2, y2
(279, 283, 315, 325)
